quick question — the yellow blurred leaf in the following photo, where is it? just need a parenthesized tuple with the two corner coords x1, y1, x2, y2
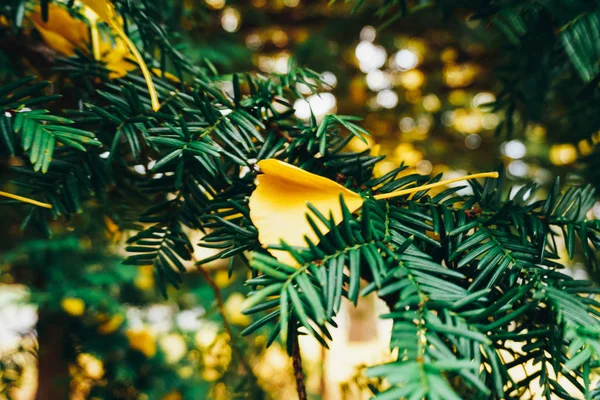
(162, 392, 182, 400)
(224, 293, 251, 326)
(159, 334, 187, 364)
(77, 353, 104, 379)
(126, 328, 156, 357)
(97, 313, 124, 334)
(62, 297, 85, 316)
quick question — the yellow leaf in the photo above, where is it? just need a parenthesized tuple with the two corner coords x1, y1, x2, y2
(80, 0, 113, 23)
(224, 293, 252, 326)
(61, 297, 85, 316)
(151, 68, 181, 83)
(97, 313, 124, 334)
(249, 159, 498, 265)
(77, 353, 104, 379)
(30, 4, 89, 52)
(32, 22, 77, 56)
(249, 159, 364, 265)
(106, 57, 137, 78)
(81, 0, 160, 111)
(162, 392, 183, 400)
(31, 4, 134, 80)
(126, 328, 156, 357)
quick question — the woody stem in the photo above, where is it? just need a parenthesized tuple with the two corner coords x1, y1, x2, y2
(292, 333, 307, 400)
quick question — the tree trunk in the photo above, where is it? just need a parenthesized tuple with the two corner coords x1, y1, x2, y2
(35, 313, 70, 400)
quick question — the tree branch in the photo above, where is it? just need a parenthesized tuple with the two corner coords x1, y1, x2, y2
(292, 333, 307, 400)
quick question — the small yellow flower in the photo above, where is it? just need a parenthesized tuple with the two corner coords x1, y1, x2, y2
(61, 297, 85, 316)
(97, 313, 124, 334)
(126, 328, 156, 358)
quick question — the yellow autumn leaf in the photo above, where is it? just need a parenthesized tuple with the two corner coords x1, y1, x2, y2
(32, 2, 161, 108)
(126, 328, 156, 357)
(80, 0, 113, 22)
(249, 159, 498, 265)
(80, 0, 160, 111)
(33, 23, 78, 56)
(249, 159, 364, 265)
(97, 313, 124, 334)
(162, 392, 183, 400)
(101, 39, 137, 78)
(30, 4, 89, 56)
(77, 353, 104, 379)
(62, 297, 86, 316)
(30, 4, 131, 77)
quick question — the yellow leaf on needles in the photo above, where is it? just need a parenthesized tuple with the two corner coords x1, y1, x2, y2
(30, 4, 89, 56)
(33, 2, 160, 110)
(33, 22, 79, 56)
(249, 159, 498, 265)
(30, 4, 134, 78)
(81, 0, 160, 111)
(249, 159, 364, 265)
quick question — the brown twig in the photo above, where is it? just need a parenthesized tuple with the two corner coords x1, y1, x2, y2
(292, 334, 307, 400)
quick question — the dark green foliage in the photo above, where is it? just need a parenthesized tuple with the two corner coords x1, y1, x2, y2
(244, 173, 600, 399)
(1, 1, 600, 399)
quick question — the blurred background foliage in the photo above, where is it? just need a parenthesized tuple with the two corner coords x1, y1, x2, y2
(1, 0, 600, 399)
